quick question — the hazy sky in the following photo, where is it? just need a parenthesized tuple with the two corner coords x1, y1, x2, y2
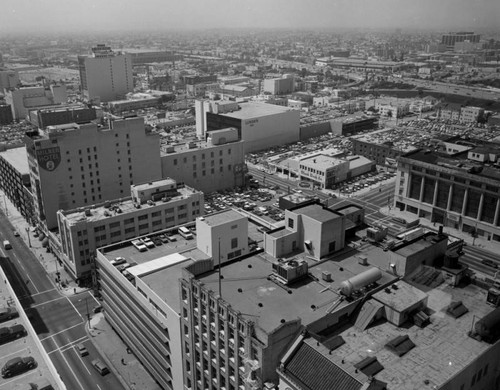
(1, 0, 499, 33)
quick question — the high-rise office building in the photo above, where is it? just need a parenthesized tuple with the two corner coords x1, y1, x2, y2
(25, 116, 162, 230)
(78, 44, 133, 103)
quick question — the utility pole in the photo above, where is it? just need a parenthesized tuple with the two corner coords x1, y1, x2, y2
(85, 297, 91, 329)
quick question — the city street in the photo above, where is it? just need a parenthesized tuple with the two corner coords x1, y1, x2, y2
(0, 210, 124, 390)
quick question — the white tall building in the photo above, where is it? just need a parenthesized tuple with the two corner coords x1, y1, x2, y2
(78, 44, 133, 103)
(25, 116, 162, 230)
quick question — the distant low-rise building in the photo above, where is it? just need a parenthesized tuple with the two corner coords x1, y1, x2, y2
(437, 103, 462, 121)
(460, 106, 484, 123)
(263, 76, 294, 95)
(331, 114, 378, 135)
(29, 104, 99, 128)
(376, 101, 409, 118)
(5, 84, 67, 120)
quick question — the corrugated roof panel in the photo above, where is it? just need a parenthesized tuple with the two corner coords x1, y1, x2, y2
(285, 342, 362, 390)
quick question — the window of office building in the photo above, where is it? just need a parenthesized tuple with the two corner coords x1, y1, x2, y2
(409, 175, 422, 200)
(422, 178, 435, 204)
(465, 189, 481, 218)
(481, 194, 497, 224)
(450, 185, 466, 213)
(436, 181, 450, 209)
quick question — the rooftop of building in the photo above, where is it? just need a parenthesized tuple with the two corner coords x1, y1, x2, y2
(0, 146, 29, 175)
(131, 178, 177, 192)
(294, 203, 343, 223)
(35, 103, 95, 113)
(351, 128, 422, 153)
(160, 136, 243, 156)
(401, 148, 500, 182)
(205, 245, 399, 333)
(392, 232, 447, 258)
(347, 155, 373, 169)
(100, 227, 205, 312)
(220, 101, 295, 120)
(331, 279, 494, 390)
(98, 213, 267, 311)
(0, 268, 61, 389)
(334, 114, 378, 124)
(300, 154, 347, 170)
(61, 186, 200, 225)
(200, 209, 245, 227)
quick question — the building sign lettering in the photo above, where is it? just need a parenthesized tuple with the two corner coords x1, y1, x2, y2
(245, 119, 259, 125)
(36, 147, 61, 172)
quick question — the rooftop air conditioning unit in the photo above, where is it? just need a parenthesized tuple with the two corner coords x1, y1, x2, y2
(272, 259, 308, 285)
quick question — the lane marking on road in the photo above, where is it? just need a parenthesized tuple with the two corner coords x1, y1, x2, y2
(55, 343, 87, 390)
(29, 295, 66, 309)
(67, 295, 86, 321)
(18, 287, 58, 300)
(52, 335, 89, 354)
(96, 384, 102, 390)
(25, 273, 39, 294)
(40, 321, 84, 342)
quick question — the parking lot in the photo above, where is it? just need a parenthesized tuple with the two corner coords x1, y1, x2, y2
(333, 170, 397, 195)
(204, 186, 285, 224)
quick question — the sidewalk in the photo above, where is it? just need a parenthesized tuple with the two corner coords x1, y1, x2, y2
(0, 190, 85, 295)
(87, 314, 161, 390)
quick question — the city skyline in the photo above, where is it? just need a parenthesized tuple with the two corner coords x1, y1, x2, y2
(1, 0, 499, 34)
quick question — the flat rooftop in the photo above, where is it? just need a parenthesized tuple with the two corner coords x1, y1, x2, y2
(160, 138, 244, 156)
(296, 204, 343, 223)
(403, 149, 500, 182)
(301, 154, 345, 170)
(62, 186, 199, 224)
(0, 147, 29, 175)
(0, 269, 62, 389)
(221, 101, 294, 120)
(197, 252, 395, 334)
(131, 178, 176, 192)
(100, 228, 207, 312)
(393, 233, 447, 258)
(201, 209, 245, 227)
(334, 281, 495, 389)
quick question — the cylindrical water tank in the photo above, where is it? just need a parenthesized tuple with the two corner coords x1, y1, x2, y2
(340, 268, 382, 297)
